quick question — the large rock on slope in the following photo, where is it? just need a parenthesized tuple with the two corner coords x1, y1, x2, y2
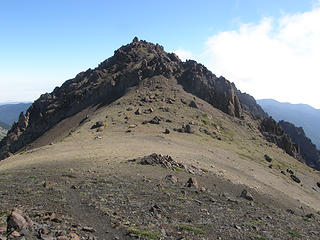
(0, 38, 279, 160)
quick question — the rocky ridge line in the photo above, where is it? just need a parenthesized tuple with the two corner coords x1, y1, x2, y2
(0, 37, 300, 163)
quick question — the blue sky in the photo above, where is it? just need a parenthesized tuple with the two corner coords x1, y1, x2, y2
(1, 0, 319, 108)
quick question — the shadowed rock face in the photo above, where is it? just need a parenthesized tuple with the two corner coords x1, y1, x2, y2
(259, 117, 302, 161)
(279, 120, 320, 170)
(0, 38, 276, 160)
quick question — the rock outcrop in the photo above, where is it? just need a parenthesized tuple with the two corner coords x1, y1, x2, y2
(279, 120, 320, 170)
(259, 117, 302, 160)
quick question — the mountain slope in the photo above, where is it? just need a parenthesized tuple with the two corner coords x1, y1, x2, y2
(0, 38, 277, 160)
(1, 38, 320, 239)
(0, 102, 32, 126)
(0, 120, 9, 130)
(257, 99, 320, 150)
(0, 127, 7, 140)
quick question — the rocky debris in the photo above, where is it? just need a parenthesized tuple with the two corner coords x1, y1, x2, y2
(317, 182, 320, 188)
(43, 181, 54, 189)
(91, 121, 104, 129)
(166, 98, 175, 104)
(7, 207, 29, 232)
(165, 175, 178, 184)
(186, 177, 199, 189)
(290, 174, 301, 184)
(175, 124, 195, 134)
(287, 209, 295, 214)
(188, 100, 198, 109)
(264, 154, 272, 162)
(149, 116, 162, 124)
(149, 205, 161, 218)
(129, 153, 185, 170)
(279, 120, 320, 171)
(135, 108, 142, 115)
(240, 189, 253, 201)
(144, 108, 154, 114)
(286, 169, 294, 175)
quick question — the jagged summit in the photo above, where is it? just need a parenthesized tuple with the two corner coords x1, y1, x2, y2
(0, 38, 294, 162)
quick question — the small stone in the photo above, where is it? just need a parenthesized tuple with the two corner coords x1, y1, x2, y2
(186, 177, 199, 189)
(135, 108, 142, 115)
(69, 233, 80, 240)
(264, 154, 272, 162)
(9, 231, 20, 238)
(91, 121, 104, 129)
(286, 209, 295, 214)
(82, 226, 95, 233)
(165, 175, 178, 184)
(43, 181, 54, 189)
(234, 225, 241, 230)
(290, 174, 301, 183)
(240, 189, 253, 201)
(184, 124, 195, 134)
(189, 100, 198, 108)
(305, 213, 314, 219)
(56, 236, 68, 240)
(164, 128, 170, 134)
(286, 168, 294, 175)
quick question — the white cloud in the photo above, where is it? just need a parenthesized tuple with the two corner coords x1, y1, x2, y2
(173, 48, 193, 61)
(203, 6, 320, 109)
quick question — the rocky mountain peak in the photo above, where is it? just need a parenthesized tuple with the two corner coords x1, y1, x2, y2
(0, 38, 298, 163)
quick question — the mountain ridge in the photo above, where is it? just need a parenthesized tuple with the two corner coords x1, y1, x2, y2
(0, 37, 273, 160)
(257, 98, 320, 150)
(0, 38, 305, 169)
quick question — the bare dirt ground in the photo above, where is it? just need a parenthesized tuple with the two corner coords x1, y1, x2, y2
(1, 83, 320, 239)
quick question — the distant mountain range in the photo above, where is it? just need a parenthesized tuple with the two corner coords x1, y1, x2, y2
(257, 99, 320, 150)
(0, 102, 32, 126)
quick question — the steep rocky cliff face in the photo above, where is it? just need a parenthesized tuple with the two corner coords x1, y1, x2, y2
(279, 120, 320, 170)
(259, 117, 302, 161)
(0, 38, 296, 161)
